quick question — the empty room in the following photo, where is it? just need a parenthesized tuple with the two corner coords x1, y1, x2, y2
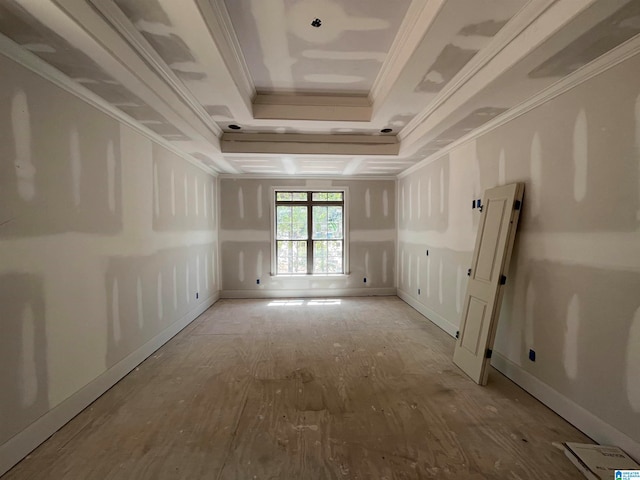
(1, 0, 639, 478)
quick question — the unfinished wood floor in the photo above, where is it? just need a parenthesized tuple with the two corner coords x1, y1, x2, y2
(4, 297, 589, 479)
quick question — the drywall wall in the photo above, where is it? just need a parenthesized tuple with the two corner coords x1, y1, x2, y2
(219, 178, 395, 296)
(397, 52, 640, 459)
(0, 52, 219, 475)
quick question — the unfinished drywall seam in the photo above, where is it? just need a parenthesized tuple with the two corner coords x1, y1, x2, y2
(107, 140, 116, 213)
(185, 263, 190, 303)
(636, 92, 640, 221)
(184, 173, 189, 216)
(628, 307, 640, 412)
(438, 259, 443, 304)
(203, 183, 208, 218)
(382, 250, 388, 284)
(153, 162, 160, 218)
(136, 277, 144, 329)
(172, 266, 178, 311)
(573, 109, 588, 202)
(205, 253, 209, 290)
(20, 304, 38, 407)
(456, 265, 463, 314)
(427, 176, 432, 217)
(524, 279, 535, 353)
(383, 189, 389, 217)
(365, 188, 371, 218)
(498, 148, 506, 185)
(530, 132, 542, 218)
(417, 180, 421, 219)
(426, 255, 431, 298)
(564, 293, 579, 380)
(194, 178, 199, 217)
(257, 184, 263, 219)
(439, 167, 444, 214)
(70, 127, 82, 207)
(111, 279, 121, 344)
(157, 273, 163, 321)
(11, 89, 36, 202)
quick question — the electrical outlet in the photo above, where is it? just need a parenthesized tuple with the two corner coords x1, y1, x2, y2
(196, 292, 199, 299)
(472, 199, 476, 209)
(363, 277, 367, 283)
(425, 249, 429, 256)
(256, 279, 260, 285)
(418, 288, 421, 295)
(529, 349, 536, 362)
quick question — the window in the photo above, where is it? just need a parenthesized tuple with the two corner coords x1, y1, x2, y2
(274, 190, 346, 275)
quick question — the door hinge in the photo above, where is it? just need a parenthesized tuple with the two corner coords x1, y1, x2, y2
(467, 268, 472, 276)
(514, 199, 521, 210)
(455, 331, 459, 339)
(485, 348, 493, 359)
(499, 274, 507, 285)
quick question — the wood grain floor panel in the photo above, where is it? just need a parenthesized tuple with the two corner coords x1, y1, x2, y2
(3, 297, 588, 479)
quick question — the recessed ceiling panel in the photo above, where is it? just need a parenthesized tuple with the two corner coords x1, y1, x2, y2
(224, 0, 411, 94)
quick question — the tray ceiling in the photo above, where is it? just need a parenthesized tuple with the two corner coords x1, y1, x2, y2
(0, 0, 639, 176)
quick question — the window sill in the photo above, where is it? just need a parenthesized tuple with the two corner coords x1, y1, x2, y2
(270, 273, 351, 277)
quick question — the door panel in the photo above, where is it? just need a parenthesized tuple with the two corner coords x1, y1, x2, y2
(453, 183, 524, 385)
(475, 199, 507, 282)
(460, 296, 487, 355)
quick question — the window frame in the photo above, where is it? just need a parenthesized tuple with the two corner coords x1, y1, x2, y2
(270, 186, 349, 276)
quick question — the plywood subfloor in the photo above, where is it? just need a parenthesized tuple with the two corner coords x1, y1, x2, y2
(4, 297, 589, 479)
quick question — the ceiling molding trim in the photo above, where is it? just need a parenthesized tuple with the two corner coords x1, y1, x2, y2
(219, 174, 398, 181)
(220, 140, 400, 157)
(399, 0, 558, 144)
(397, 34, 640, 179)
(223, 133, 397, 145)
(222, 132, 399, 155)
(196, 0, 256, 101)
(0, 33, 219, 176)
(369, 0, 446, 109)
(88, 0, 222, 137)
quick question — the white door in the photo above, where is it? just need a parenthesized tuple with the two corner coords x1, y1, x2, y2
(453, 183, 524, 385)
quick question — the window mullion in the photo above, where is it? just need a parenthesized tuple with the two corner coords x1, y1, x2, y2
(307, 197, 313, 274)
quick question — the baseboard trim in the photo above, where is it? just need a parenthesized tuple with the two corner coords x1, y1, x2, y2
(491, 352, 640, 462)
(397, 290, 640, 461)
(397, 290, 458, 337)
(0, 292, 220, 477)
(221, 288, 396, 299)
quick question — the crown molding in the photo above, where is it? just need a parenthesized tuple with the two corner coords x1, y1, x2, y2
(219, 174, 397, 181)
(222, 132, 399, 156)
(88, 0, 222, 138)
(222, 142, 399, 157)
(399, 0, 558, 144)
(369, 0, 446, 109)
(223, 133, 397, 144)
(0, 32, 218, 176)
(397, 33, 640, 179)
(197, 0, 256, 102)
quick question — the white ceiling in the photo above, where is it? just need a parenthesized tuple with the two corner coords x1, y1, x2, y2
(1, 0, 639, 176)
